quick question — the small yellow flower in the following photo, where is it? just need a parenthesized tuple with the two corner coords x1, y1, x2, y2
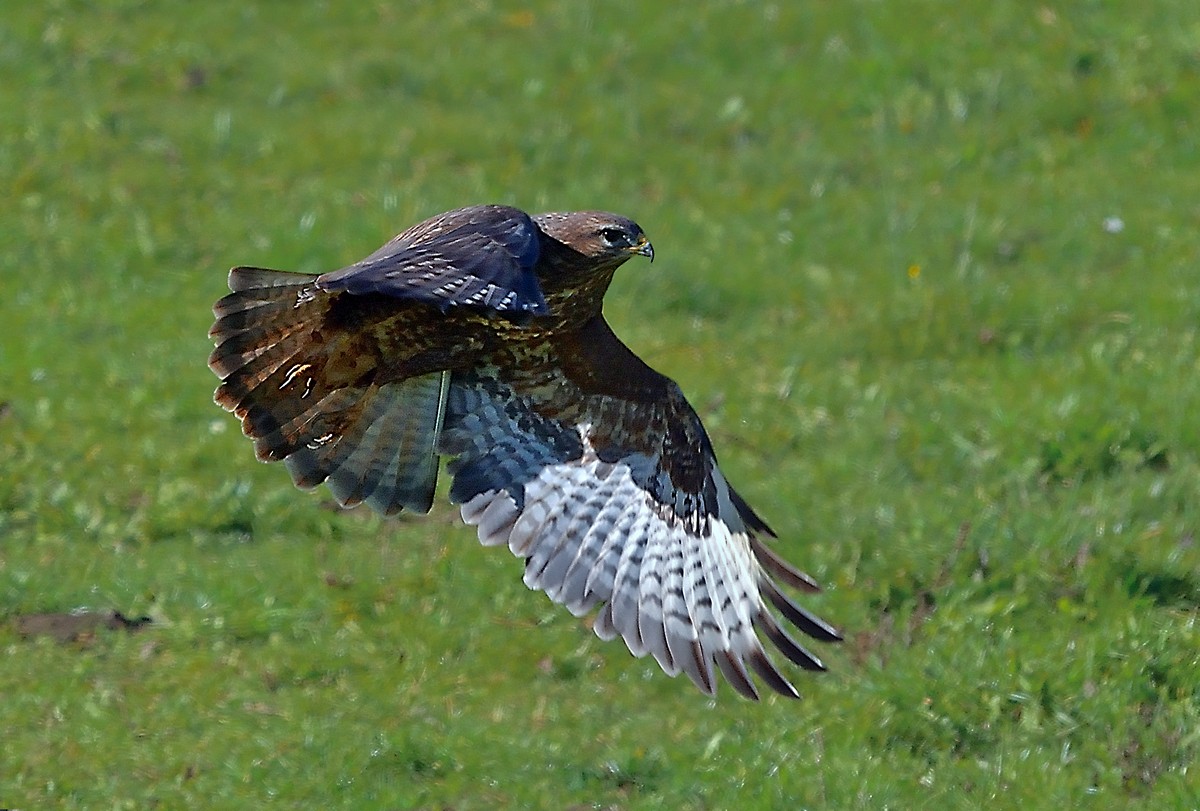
(907, 264, 921, 279)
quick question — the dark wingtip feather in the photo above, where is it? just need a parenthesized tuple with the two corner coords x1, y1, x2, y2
(760, 577, 844, 643)
(754, 611, 827, 672)
(749, 536, 822, 593)
(745, 648, 801, 699)
(684, 639, 716, 696)
(713, 650, 761, 701)
(728, 486, 775, 537)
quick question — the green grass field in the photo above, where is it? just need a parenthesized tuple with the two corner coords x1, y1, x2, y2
(3, 1, 1198, 808)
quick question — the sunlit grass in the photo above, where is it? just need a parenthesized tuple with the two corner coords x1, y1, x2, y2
(2, 1, 1198, 808)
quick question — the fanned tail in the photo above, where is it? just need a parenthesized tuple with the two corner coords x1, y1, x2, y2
(208, 266, 446, 514)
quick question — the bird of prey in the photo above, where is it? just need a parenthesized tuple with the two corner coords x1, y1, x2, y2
(208, 204, 841, 699)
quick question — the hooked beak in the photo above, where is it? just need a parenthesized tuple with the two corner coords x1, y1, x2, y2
(632, 237, 654, 263)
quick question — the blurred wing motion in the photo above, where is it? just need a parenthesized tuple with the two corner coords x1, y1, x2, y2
(209, 203, 841, 700)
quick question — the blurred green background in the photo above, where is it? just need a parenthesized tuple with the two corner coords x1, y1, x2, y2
(2, 1, 1198, 808)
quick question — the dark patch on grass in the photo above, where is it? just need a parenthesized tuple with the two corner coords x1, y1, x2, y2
(573, 754, 664, 796)
(1074, 51, 1100, 77)
(363, 735, 454, 782)
(261, 660, 371, 691)
(1119, 701, 1191, 797)
(11, 609, 151, 643)
(1039, 423, 1169, 484)
(537, 651, 601, 683)
(1120, 557, 1200, 610)
(212, 517, 256, 537)
(871, 682, 1005, 763)
(858, 523, 978, 662)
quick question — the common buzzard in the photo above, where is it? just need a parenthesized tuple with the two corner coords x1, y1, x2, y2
(208, 204, 841, 699)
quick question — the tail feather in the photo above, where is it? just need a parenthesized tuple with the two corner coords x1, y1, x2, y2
(248, 387, 361, 463)
(209, 266, 445, 515)
(209, 268, 322, 380)
(212, 327, 321, 412)
(211, 295, 314, 338)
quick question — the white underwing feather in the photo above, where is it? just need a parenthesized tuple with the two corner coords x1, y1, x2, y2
(437, 374, 837, 700)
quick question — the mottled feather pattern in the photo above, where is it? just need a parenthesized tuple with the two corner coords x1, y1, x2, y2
(210, 204, 841, 700)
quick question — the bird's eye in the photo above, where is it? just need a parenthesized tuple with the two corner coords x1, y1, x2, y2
(599, 227, 627, 246)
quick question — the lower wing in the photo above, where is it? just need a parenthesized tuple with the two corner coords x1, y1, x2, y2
(437, 351, 841, 700)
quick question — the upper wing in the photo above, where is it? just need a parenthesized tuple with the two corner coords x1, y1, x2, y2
(438, 316, 841, 699)
(316, 204, 549, 317)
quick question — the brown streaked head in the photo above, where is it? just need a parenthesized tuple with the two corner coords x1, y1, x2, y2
(533, 211, 653, 265)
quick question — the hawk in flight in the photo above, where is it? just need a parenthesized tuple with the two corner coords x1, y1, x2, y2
(208, 204, 841, 699)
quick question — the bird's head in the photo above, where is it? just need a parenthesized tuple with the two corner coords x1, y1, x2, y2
(533, 211, 654, 266)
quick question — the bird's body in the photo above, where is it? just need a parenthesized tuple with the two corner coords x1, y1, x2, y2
(209, 204, 840, 699)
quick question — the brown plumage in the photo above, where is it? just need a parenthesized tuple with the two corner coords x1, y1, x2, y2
(209, 203, 841, 699)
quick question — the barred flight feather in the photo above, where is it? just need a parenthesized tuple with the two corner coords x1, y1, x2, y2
(441, 372, 842, 699)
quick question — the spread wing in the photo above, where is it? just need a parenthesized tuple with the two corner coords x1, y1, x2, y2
(316, 204, 549, 317)
(438, 316, 841, 699)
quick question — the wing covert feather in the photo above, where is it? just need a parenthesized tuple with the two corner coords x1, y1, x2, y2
(316, 205, 549, 317)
